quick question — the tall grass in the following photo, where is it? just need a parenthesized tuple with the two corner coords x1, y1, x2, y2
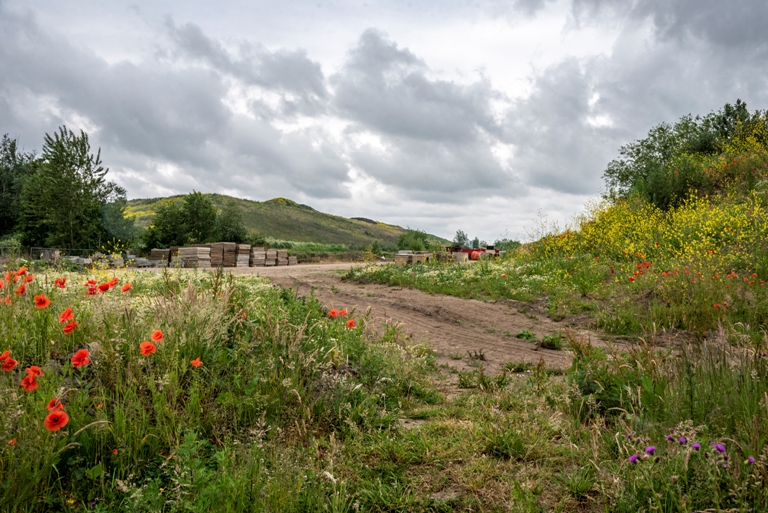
(0, 266, 437, 510)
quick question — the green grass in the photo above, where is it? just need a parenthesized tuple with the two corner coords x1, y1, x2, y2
(3, 260, 768, 511)
(125, 194, 450, 249)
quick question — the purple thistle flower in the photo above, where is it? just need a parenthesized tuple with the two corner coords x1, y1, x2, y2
(629, 454, 639, 464)
(678, 437, 687, 444)
(645, 446, 656, 455)
(692, 443, 701, 450)
(748, 456, 756, 464)
(710, 442, 726, 453)
(667, 435, 675, 441)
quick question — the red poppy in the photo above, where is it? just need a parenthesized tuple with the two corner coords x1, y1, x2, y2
(112, 449, 118, 455)
(0, 278, 4, 289)
(190, 357, 202, 367)
(1, 357, 17, 372)
(59, 308, 74, 324)
(86, 287, 98, 296)
(713, 303, 720, 309)
(629, 277, 635, 282)
(26, 365, 43, 377)
(44, 410, 69, 432)
(121, 283, 133, 293)
(14, 266, 27, 277)
(7, 438, 16, 446)
(108, 277, 119, 288)
(346, 319, 356, 329)
(98, 283, 110, 293)
(54, 277, 67, 288)
(71, 349, 90, 368)
(501, 274, 507, 279)
(47, 398, 63, 411)
(19, 374, 38, 392)
(14, 284, 26, 296)
(85, 279, 97, 286)
(140, 341, 156, 356)
(5, 271, 11, 283)
(0, 297, 11, 306)
(34, 294, 51, 309)
(338, 309, 348, 316)
(63, 321, 79, 334)
(150, 330, 163, 342)
(24, 274, 34, 283)
(328, 309, 340, 318)
(0, 350, 9, 361)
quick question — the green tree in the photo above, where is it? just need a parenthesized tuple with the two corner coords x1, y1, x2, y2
(0, 135, 35, 237)
(216, 200, 247, 243)
(453, 229, 469, 247)
(182, 192, 217, 244)
(397, 229, 429, 251)
(19, 126, 123, 249)
(142, 202, 187, 248)
(102, 198, 138, 242)
(602, 100, 767, 209)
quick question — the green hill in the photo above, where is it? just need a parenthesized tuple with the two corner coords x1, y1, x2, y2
(125, 194, 449, 249)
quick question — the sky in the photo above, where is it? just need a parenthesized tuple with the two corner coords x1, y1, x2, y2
(1, 0, 767, 242)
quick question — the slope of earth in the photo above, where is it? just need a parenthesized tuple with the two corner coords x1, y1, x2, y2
(125, 194, 450, 248)
(224, 263, 604, 374)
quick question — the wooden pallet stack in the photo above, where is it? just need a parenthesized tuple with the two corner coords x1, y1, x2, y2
(276, 249, 289, 266)
(235, 244, 251, 267)
(288, 256, 298, 265)
(150, 249, 171, 261)
(250, 247, 266, 266)
(179, 246, 211, 268)
(209, 243, 225, 267)
(265, 249, 277, 266)
(222, 243, 237, 267)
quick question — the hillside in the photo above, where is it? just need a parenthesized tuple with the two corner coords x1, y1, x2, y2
(125, 194, 449, 249)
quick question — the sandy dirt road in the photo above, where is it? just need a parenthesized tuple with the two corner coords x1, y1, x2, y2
(223, 263, 601, 374)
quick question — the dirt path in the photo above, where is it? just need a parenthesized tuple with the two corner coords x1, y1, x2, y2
(226, 263, 600, 373)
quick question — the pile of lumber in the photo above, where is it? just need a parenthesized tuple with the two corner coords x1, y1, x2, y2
(276, 249, 289, 266)
(222, 242, 237, 267)
(179, 246, 211, 268)
(150, 249, 171, 261)
(250, 247, 266, 266)
(209, 243, 224, 267)
(265, 249, 277, 266)
(236, 244, 251, 267)
(288, 256, 298, 265)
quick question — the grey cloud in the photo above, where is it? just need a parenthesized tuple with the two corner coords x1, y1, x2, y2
(332, 29, 517, 201)
(165, 18, 328, 116)
(505, 58, 616, 194)
(333, 29, 502, 143)
(0, 4, 351, 200)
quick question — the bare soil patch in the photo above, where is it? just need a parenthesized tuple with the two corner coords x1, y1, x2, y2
(228, 263, 603, 374)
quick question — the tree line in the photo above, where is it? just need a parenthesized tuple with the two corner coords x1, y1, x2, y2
(0, 126, 250, 251)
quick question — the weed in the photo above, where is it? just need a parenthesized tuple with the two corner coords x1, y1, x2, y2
(516, 329, 537, 342)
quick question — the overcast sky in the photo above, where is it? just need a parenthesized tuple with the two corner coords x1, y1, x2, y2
(2, 0, 767, 241)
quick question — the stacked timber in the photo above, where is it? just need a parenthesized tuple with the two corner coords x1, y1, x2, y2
(179, 246, 211, 268)
(150, 249, 171, 261)
(276, 249, 289, 266)
(288, 256, 298, 266)
(265, 249, 277, 266)
(236, 244, 251, 267)
(250, 247, 266, 267)
(222, 243, 237, 267)
(209, 243, 225, 267)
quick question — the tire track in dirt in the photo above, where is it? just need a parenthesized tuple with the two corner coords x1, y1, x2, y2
(230, 263, 602, 374)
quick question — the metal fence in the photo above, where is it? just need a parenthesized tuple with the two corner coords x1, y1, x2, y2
(29, 247, 95, 260)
